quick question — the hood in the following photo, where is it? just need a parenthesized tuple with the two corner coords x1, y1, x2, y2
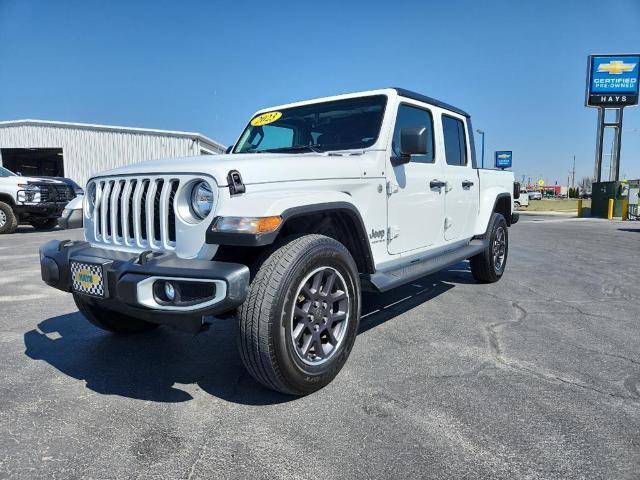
(93, 153, 363, 186)
(0, 175, 66, 186)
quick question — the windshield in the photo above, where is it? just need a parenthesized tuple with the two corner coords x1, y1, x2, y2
(234, 95, 387, 154)
(0, 166, 16, 177)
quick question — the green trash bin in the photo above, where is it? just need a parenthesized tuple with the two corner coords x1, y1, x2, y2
(592, 181, 629, 218)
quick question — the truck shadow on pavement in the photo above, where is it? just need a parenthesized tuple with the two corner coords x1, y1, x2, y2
(23, 266, 463, 405)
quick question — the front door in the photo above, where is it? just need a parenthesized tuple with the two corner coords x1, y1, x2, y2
(441, 114, 479, 241)
(387, 103, 444, 254)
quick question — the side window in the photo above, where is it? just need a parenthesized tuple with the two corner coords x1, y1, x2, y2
(442, 115, 468, 166)
(391, 104, 434, 163)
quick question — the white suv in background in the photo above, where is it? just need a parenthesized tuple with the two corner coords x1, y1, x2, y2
(0, 166, 75, 234)
(515, 189, 529, 208)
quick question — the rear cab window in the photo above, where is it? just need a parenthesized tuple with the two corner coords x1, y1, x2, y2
(442, 115, 468, 167)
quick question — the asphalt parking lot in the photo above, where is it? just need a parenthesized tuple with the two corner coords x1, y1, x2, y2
(1, 217, 639, 479)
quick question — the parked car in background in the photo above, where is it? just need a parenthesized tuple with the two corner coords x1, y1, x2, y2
(515, 189, 529, 208)
(0, 166, 75, 234)
(58, 195, 84, 229)
(528, 190, 542, 200)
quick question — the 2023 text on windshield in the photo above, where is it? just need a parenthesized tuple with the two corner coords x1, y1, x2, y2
(233, 95, 387, 154)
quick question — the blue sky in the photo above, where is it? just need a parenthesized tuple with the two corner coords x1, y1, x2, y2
(1, 0, 639, 184)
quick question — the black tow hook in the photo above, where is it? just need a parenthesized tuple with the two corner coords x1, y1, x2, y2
(57, 239, 73, 251)
(137, 250, 154, 265)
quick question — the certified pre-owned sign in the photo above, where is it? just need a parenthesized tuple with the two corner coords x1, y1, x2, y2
(586, 54, 640, 107)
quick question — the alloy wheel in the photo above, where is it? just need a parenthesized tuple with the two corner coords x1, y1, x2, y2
(290, 266, 350, 365)
(493, 226, 506, 272)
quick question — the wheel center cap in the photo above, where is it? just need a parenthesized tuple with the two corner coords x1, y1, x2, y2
(313, 310, 324, 323)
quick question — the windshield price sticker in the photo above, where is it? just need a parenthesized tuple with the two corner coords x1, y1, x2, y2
(251, 111, 282, 126)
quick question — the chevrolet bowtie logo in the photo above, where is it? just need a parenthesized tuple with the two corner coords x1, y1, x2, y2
(497, 154, 510, 159)
(597, 60, 637, 75)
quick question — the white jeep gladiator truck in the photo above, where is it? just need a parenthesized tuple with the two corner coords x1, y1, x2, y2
(40, 88, 518, 395)
(0, 166, 76, 234)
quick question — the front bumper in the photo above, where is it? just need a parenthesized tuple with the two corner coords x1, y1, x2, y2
(39, 240, 250, 332)
(15, 202, 67, 219)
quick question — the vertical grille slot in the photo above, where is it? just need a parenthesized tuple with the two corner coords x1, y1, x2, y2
(105, 181, 115, 237)
(128, 179, 138, 242)
(139, 180, 150, 241)
(115, 180, 125, 239)
(168, 181, 178, 243)
(95, 181, 103, 237)
(153, 179, 164, 242)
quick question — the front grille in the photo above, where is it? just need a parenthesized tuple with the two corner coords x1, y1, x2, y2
(39, 184, 75, 203)
(91, 176, 180, 251)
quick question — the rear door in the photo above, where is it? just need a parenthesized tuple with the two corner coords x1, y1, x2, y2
(386, 103, 444, 254)
(441, 114, 479, 241)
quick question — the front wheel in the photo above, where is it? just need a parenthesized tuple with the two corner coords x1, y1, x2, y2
(238, 234, 360, 395)
(470, 212, 508, 283)
(0, 201, 18, 234)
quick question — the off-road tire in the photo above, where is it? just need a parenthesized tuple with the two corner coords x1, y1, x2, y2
(73, 294, 159, 334)
(30, 218, 59, 230)
(0, 201, 18, 234)
(470, 212, 508, 283)
(238, 234, 361, 395)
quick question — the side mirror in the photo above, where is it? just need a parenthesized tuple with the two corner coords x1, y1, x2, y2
(401, 127, 428, 155)
(225, 146, 233, 154)
(391, 127, 428, 166)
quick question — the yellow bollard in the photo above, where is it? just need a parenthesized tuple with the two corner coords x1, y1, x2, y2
(621, 198, 629, 221)
(577, 199, 583, 218)
(607, 198, 614, 220)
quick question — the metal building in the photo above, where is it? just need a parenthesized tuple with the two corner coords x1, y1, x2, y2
(0, 119, 225, 187)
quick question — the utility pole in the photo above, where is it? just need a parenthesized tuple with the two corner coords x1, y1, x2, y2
(476, 129, 485, 168)
(571, 156, 576, 189)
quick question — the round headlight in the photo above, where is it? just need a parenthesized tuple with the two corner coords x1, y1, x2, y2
(190, 181, 214, 219)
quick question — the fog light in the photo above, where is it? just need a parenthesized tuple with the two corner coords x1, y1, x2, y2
(164, 282, 176, 302)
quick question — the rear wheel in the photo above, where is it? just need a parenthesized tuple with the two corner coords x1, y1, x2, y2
(73, 294, 158, 334)
(0, 201, 18, 234)
(30, 218, 58, 230)
(470, 212, 508, 283)
(238, 234, 360, 395)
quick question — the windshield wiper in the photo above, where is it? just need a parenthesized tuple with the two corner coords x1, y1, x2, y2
(262, 144, 324, 154)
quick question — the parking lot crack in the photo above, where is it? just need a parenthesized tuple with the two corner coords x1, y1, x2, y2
(185, 435, 210, 480)
(485, 300, 529, 361)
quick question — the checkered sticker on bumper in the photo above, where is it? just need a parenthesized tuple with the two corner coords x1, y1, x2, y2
(70, 261, 105, 298)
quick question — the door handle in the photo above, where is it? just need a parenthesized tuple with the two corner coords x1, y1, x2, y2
(462, 180, 474, 188)
(430, 179, 446, 189)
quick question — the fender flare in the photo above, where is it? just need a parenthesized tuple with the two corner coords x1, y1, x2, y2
(487, 193, 513, 231)
(206, 201, 375, 272)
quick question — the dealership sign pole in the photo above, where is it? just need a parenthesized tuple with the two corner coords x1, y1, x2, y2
(586, 54, 640, 182)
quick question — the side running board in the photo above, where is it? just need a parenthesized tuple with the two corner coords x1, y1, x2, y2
(366, 240, 488, 292)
